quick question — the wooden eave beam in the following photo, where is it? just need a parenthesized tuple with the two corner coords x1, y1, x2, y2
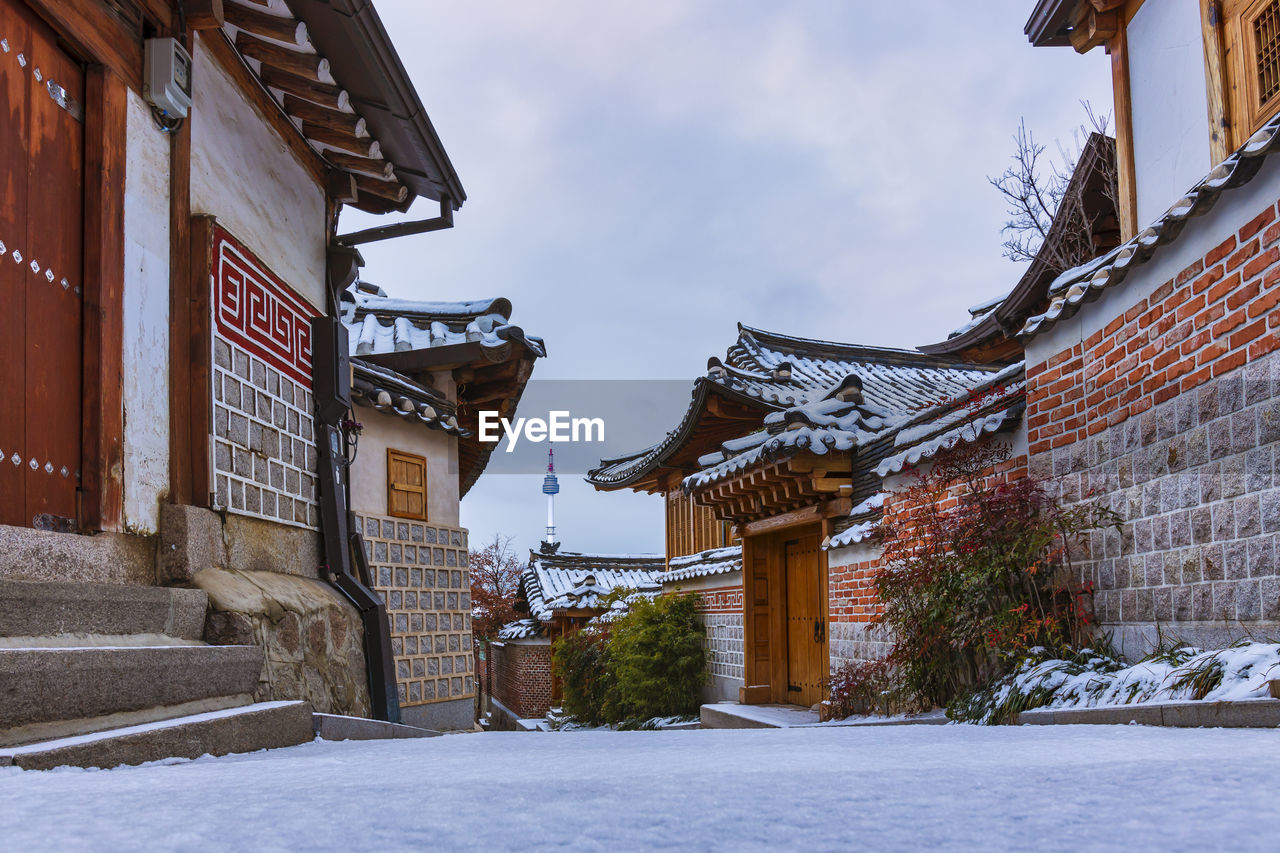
(235, 31, 332, 82)
(225, 2, 307, 44)
(1070, 4, 1118, 53)
(259, 66, 350, 111)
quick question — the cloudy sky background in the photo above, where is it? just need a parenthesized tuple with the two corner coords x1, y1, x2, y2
(339, 0, 1112, 558)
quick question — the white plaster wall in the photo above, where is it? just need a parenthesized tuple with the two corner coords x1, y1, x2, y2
(189, 34, 326, 309)
(122, 89, 172, 534)
(1127, 0, 1211, 227)
(1027, 152, 1280, 364)
(350, 412, 460, 526)
(826, 540, 882, 571)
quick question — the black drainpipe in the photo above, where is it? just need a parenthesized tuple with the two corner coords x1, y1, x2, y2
(311, 245, 401, 723)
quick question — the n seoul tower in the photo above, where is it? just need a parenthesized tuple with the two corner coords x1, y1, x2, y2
(542, 448, 560, 546)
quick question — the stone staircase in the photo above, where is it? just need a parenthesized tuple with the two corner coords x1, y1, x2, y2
(0, 579, 313, 771)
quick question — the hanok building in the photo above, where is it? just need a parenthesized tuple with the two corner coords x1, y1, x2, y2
(344, 282, 543, 730)
(0, 0, 538, 766)
(589, 326, 1003, 708)
(490, 547, 663, 725)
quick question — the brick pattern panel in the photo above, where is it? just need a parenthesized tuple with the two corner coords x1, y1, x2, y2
(212, 333, 318, 528)
(357, 514, 475, 707)
(692, 586, 744, 683)
(1028, 199, 1280, 631)
(1027, 201, 1280, 457)
(491, 640, 552, 719)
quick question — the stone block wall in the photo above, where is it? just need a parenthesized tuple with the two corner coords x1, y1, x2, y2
(490, 638, 552, 720)
(1027, 198, 1280, 655)
(212, 332, 318, 528)
(694, 586, 744, 690)
(356, 514, 474, 712)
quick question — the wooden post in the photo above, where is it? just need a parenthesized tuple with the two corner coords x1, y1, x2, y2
(1201, 0, 1231, 163)
(82, 68, 128, 532)
(1110, 24, 1140, 240)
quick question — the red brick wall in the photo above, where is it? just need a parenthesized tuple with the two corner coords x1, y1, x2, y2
(828, 556, 881, 625)
(1027, 202, 1280, 457)
(490, 640, 552, 719)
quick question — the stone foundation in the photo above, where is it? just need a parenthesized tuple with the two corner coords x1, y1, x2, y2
(194, 566, 370, 717)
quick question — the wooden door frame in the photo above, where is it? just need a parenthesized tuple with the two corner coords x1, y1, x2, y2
(78, 48, 128, 533)
(739, 520, 830, 705)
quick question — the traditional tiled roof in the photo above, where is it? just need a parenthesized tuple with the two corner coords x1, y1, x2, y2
(497, 618, 544, 641)
(824, 492, 886, 551)
(875, 363, 1026, 477)
(339, 281, 544, 497)
(588, 324, 998, 489)
(683, 395, 898, 492)
(342, 283, 546, 360)
(350, 359, 465, 434)
(1020, 114, 1280, 339)
(517, 547, 664, 623)
(662, 546, 742, 584)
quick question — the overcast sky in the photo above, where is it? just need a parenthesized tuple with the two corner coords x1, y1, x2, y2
(339, 0, 1112, 559)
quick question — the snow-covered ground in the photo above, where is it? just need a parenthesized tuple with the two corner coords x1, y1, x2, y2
(4, 725, 1280, 851)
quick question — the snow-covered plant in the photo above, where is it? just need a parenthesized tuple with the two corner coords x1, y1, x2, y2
(952, 641, 1280, 724)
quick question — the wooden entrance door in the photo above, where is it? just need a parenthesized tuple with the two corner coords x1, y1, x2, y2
(784, 533, 825, 706)
(0, 0, 84, 529)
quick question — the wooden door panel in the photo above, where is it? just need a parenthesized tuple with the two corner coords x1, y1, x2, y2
(0, 0, 31, 525)
(23, 7, 83, 524)
(0, 0, 83, 528)
(785, 533, 824, 706)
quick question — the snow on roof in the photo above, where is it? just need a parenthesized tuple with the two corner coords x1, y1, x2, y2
(875, 366, 1026, 477)
(350, 359, 466, 434)
(824, 519, 879, 551)
(590, 325, 998, 489)
(340, 282, 546, 360)
(519, 548, 665, 622)
(683, 397, 897, 492)
(1020, 113, 1280, 339)
(497, 618, 544, 641)
(663, 546, 743, 584)
(823, 491, 887, 551)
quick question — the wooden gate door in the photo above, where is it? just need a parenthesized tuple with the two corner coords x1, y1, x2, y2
(0, 0, 84, 530)
(784, 533, 825, 706)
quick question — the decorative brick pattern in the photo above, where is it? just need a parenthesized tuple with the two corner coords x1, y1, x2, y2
(213, 226, 319, 386)
(1029, 198, 1280, 637)
(691, 586, 744, 683)
(357, 514, 474, 707)
(490, 639, 552, 719)
(212, 332, 319, 528)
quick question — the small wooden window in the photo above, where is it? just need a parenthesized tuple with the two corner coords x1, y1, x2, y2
(1226, 0, 1280, 142)
(387, 449, 428, 520)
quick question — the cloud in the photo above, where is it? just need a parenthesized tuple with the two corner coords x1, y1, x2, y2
(345, 1, 1113, 556)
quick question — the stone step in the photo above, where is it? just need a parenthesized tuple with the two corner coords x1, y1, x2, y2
(0, 701, 313, 771)
(0, 644, 263, 733)
(1, 693, 254, 749)
(312, 712, 441, 741)
(0, 579, 208, 640)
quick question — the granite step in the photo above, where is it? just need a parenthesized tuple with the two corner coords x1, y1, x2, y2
(0, 579, 207, 640)
(0, 701, 313, 771)
(0, 644, 263, 735)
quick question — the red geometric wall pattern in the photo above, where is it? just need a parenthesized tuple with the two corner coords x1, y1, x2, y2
(213, 226, 320, 388)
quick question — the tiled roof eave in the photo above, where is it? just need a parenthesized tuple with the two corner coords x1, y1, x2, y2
(1020, 115, 1280, 339)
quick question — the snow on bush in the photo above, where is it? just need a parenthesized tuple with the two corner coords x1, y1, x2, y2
(951, 642, 1280, 724)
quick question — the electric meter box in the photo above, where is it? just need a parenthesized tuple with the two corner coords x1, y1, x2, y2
(143, 37, 193, 118)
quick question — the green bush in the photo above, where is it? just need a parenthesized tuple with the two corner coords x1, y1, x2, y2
(552, 626, 616, 726)
(609, 593, 707, 722)
(551, 592, 707, 726)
